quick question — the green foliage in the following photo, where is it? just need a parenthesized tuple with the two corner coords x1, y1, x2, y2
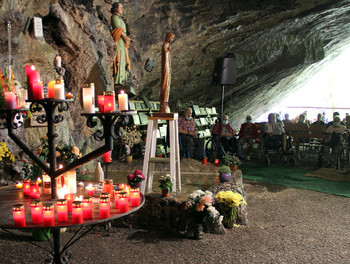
(159, 175, 173, 193)
(218, 165, 231, 174)
(222, 154, 241, 167)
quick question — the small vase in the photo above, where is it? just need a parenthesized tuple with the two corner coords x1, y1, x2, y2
(194, 223, 204, 240)
(219, 173, 231, 182)
(161, 189, 170, 197)
(129, 182, 141, 189)
(230, 165, 238, 171)
(125, 155, 133, 164)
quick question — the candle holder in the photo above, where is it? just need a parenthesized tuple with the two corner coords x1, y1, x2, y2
(82, 196, 92, 220)
(30, 200, 43, 224)
(103, 179, 114, 198)
(99, 197, 110, 219)
(23, 179, 31, 197)
(30, 181, 40, 199)
(72, 201, 83, 224)
(56, 199, 68, 222)
(12, 204, 26, 227)
(43, 203, 55, 227)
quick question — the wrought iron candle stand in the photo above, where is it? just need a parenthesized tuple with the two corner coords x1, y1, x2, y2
(0, 99, 136, 264)
(0, 98, 134, 199)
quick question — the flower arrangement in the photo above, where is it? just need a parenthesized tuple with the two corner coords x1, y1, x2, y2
(0, 142, 15, 163)
(37, 137, 82, 166)
(185, 190, 220, 224)
(222, 154, 241, 169)
(127, 169, 145, 184)
(214, 191, 246, 228)
(159, 174, 173, 193)
(121, 125, 143, 148)
(125, 144, 131, 156)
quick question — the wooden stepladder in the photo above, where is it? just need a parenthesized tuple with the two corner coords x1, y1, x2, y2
(142, 113, 181, 194)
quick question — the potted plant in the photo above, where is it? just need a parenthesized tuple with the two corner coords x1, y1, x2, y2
(218, 165, 231, 182)
(155, 145, 163, 158)
(159, 174, 173, 197)
(184, 190, 219, 239)
(214, 191, 247, 228)
(127, 169, 145, 188)
(202, 156, 207, 165)
(125, 144, 132, 164)
(222, 154, 241, 171)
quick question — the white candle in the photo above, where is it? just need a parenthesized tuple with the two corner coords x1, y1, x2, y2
(118, 90, 128, 111)
(54, 79, 65, 100)
(83, 95, 94, 113)
(5, 92, 17, 109)
(56, 55, 62, 68)
(82, 83, 95, 113)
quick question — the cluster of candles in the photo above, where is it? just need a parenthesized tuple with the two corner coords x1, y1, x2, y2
(12, 180, 141, 227)
(4, 56, 71, 110)
(82, 82, 129, 114)
(18, 178, 46, 199)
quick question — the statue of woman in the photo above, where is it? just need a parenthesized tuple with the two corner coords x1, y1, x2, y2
(160, 32, 175, 113)
(110, 2, 131, 86)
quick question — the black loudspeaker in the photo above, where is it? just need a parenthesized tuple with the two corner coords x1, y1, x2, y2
(212, 53, 236, 86)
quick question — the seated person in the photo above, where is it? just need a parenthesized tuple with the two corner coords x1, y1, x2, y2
(178, 107, 204, 160)
(326, 112, 345, 128)
(312, 113, 325, 126)
(295, 113, 310, 158)
(322, 115, 348, 167)
(212, 115, 242, 158)
(238, 115, 260, 160)
(345, 114, 350, 130)
(263, 113, 286, 150)
(283, 113, 292, 124)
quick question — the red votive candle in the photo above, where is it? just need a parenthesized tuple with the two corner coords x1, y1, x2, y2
(104, 91, 115, 112)
(65, 193, 74, 212)
(130, 188, 141, 207)
(43, 203, 55, 226)
(214, 159, 219, 166)
(72, 201, 83, 224)
(114, 189, 122, 209)
(44, 181, 51, 195)
(103, 179, 113, 197)
(56, 199, 68, 222)
(119, 183, 127, 192)
(82, 196, 93, 219)
(5, 92, 17, 109)
(98, 95, 105, 113)
(86, 184, 95, 197)
(30, 200, 43, 224)
(12, 204, 26, 227)
(99, 197, 110, 219)
(102, 151, 111, 163)
(118, 193, 129, 213)
(23, 179, 31, 197)
(30, 182, 40, 199)
(203, 158, 207, 165)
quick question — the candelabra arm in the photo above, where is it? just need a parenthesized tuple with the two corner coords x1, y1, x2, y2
(53, 145, 112, 178)
(7, 125, 50, 175)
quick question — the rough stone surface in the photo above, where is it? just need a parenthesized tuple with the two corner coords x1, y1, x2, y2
(113, 169, 246, 237)
(1, 0, 350, 179)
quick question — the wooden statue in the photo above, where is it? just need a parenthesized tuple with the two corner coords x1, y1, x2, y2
(110, 2, 131, 86)
(160, 32, 175, 113)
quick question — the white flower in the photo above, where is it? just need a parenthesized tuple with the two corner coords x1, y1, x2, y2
(207, 205, 220, 219)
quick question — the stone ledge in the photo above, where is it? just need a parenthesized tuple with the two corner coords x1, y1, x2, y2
(112, 170, 248, 237)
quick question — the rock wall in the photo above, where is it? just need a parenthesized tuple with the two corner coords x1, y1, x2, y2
(0, 0, 350, 176)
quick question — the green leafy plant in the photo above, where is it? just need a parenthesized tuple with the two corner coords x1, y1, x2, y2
(222, 154, 241, 168)
(159, 174, 173, 193)
(218, 165, 231, 174)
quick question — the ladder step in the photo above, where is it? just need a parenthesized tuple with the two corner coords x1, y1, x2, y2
(149, 157, 172, 163)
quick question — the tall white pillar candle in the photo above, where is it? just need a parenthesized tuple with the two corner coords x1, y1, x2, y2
(118, 90, 128, 111)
